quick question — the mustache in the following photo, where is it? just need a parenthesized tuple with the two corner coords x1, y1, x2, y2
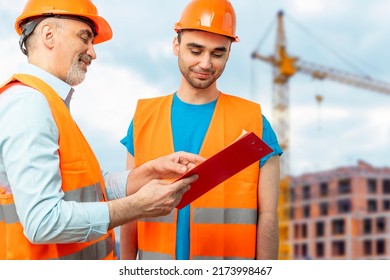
(79, 53, 92, 66)
(190, 67, 215, 74)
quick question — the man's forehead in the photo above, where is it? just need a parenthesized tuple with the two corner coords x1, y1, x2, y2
(182, 30, 231, 42)
(181, 30, 231, 49)
(60, 16, 97, 37)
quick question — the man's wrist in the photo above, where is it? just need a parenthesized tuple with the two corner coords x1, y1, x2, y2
(126, 163, 154, 196)
(135, 160, 155, 180)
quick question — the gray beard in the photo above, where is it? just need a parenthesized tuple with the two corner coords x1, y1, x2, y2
(66, 62, 86, 86)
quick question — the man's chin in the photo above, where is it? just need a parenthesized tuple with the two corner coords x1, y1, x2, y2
(66, 70, 87, 86)
(66, 77, 86, 87)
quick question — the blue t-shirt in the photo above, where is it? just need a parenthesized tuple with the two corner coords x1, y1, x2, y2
(120, 93, 283, 259)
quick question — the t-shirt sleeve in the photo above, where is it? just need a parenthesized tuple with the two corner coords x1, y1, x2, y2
(120, 119, 135, 156)
(260, 115, 283, 167)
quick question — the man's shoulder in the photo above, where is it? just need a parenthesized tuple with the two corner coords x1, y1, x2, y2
(137, 93, 173, 105)
(1, 83, 46, 102)
(0, 84, 53, 131)
(220, 92, 260, 107)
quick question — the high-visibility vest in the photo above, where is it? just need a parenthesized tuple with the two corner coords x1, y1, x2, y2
(0, 74, 116, 260)
(133, 93, 262, 260)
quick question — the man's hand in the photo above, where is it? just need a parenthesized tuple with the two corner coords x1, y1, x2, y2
(108, 174, 198, 228)
(131, 174, 197, 218)
(146, 151, 205, 179)
(126, 152, 205, 195)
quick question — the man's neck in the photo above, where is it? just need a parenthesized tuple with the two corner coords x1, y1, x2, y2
(177, 83, 219, 104)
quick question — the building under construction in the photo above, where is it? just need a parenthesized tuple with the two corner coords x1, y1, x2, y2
(287, 160, 390, 259)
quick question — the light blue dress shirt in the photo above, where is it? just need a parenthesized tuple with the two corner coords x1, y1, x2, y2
(0, 63, 128, 244)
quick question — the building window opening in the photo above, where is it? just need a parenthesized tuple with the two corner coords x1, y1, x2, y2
(376, 217, 386, 233)
(303, 205, 310, 218)
(376, 239, 386, 255)
(301, 223, 307, 238)
(363, 240, 372, 256)
(320, 182, 328, 197)
(338, 178, 351, 194)
(316, 242, 325, 258)
(316, 221, 325, 237)
(337, 199, 351, 214)
(363, 218, 372, 234)
(367, 200, 377, 213)
(303, 185, 310, 200)
(332, 241, 345, 257)
(367, 178, 377, 194)
(384, 200, 390, 211)
(383, 179, 390, 194)
(319, 202, 328, 216)
(332, 219, 345, 235)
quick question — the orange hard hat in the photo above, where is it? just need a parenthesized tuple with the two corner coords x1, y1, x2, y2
(174, 0, 239, 42)
(15, 0, 112, 45)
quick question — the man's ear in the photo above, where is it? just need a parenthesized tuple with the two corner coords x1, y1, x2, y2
(40, 23, 56, 49)
(173, 36, 179, 56)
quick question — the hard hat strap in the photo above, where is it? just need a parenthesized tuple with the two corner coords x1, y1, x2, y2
(19, 17, 45, 55)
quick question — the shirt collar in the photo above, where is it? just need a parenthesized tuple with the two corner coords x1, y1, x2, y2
(18, 63, 74, 106)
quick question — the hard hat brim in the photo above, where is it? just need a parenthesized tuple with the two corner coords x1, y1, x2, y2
(174, 23, 239, 43)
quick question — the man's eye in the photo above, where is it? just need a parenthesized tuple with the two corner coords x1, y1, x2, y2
(190, 50, 201, 55)
(80, 36, 90, 44)
(212, 53, 223, 58)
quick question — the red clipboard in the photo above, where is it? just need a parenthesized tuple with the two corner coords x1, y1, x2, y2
(175, 131, 273, 209)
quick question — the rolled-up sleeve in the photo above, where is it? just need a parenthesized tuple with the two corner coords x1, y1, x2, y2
(103, 170, 130, 200)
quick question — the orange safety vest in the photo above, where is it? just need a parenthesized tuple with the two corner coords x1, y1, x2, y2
(133, 93, 262, 260)
(0, 74, 116, 260)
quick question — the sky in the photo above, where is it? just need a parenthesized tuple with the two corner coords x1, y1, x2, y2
(1, 0, 389, 177)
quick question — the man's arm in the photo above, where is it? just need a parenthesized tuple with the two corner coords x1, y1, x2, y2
(256, 155, 280, 259)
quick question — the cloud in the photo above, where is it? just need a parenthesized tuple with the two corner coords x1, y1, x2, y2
(367, 0, 390, 24)
(146, 40, 174, 61)
(0, 1, 22, 16)
(286, 0, 349, 18)
(289, 103, 390, 175)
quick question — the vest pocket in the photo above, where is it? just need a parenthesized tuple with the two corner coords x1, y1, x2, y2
(60, 160, 90, 189)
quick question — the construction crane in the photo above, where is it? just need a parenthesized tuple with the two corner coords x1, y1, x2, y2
(251, 10, 390, 260)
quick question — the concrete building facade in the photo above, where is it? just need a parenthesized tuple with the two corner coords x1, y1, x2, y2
(287, 160, 390, 259)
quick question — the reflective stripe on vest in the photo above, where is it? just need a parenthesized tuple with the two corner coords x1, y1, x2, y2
(133, 93, 262, 260)
(138, 250, 173, 260)
(0, 203, 18, 224)
(0, 204, 4, 222)
(193, 208, 257, 225)
(0, 74, 116, 260)
(55, 234, 115, 260)
(64, 183, 104, 202)
(1, 183, 104, 225)
(143, 211, 175, 223)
